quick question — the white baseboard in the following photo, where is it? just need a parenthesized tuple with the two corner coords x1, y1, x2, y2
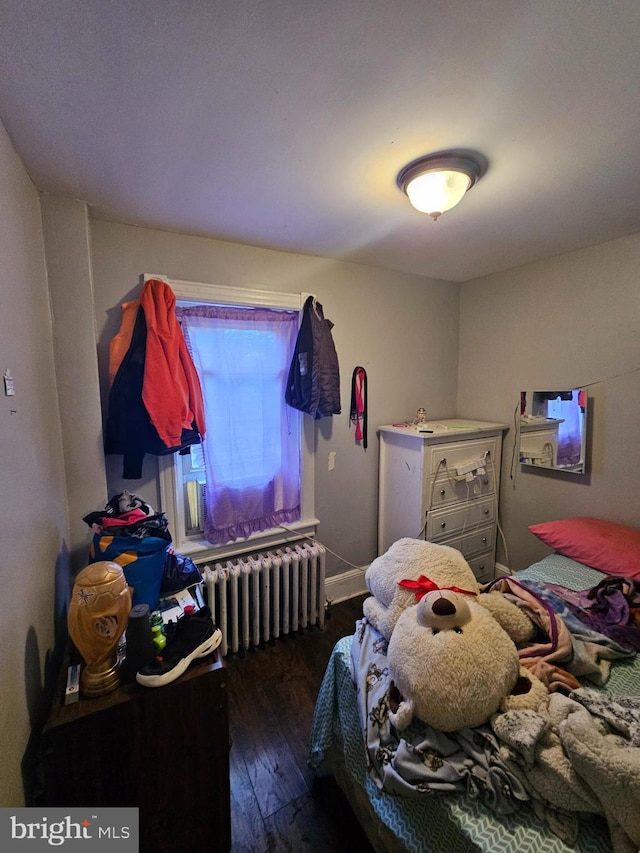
(324, 560, 512, 605)
(325, 565, 368, 604)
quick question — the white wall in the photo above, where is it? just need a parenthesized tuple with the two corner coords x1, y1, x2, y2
(458, 235, 640, 571)
(89, 220, 461, 575)
(0, 123, 69, 806)
(41, 195, 108, 560)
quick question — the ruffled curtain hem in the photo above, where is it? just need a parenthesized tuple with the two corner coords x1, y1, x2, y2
(204, 506, 301, 545)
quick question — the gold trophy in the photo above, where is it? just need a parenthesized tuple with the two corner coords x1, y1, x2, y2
(67, 561, 132, 697)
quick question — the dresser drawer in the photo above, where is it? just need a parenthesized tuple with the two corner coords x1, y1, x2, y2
(426, 436, 498, 479)
(468, 552, 495, 583)
(426, 496, 496, 541)
(459, 525, 495, 559)
(427, 468, 495, 509)
(434, 523, 495, 560)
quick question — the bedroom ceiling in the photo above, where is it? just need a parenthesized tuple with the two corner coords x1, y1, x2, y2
(1, 1, 640, 283)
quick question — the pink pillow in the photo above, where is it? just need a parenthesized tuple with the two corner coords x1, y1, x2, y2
(529, 517, 640, 580)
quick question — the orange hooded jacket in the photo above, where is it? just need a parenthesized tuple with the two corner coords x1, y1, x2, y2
(140, 278, 206, 448)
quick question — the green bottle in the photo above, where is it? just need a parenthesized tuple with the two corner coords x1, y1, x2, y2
(151, 624, 166, 653)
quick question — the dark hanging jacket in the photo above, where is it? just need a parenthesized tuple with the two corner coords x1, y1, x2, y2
(285, 296, 341, 419)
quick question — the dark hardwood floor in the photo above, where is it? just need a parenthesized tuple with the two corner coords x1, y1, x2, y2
(223, 593, 375, 853)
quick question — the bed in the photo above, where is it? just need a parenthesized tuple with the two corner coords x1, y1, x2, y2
(310, 527, 640, 853)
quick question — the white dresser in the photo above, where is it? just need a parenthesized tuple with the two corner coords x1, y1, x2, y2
(378, 419, 508, 582)
(519, 418, 563, 467)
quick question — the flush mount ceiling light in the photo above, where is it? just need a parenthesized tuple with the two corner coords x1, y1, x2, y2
(397, 150, 487, 220)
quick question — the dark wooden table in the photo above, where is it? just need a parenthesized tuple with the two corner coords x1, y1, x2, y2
(41, 652, 230, 852)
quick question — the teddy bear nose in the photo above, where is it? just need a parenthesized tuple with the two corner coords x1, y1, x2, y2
(431, 597, 457, 616)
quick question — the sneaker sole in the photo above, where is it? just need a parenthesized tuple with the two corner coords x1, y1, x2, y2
(136, 628, 222, 688)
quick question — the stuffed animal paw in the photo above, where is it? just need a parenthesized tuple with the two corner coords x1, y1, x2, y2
(389, 698, 416, 730)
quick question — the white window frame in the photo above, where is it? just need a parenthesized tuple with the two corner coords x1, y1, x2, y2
(151, 275, 318, 563)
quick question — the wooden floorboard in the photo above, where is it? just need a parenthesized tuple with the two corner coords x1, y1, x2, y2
(224, 594, 375, 852)
(229, 675, 308, 816)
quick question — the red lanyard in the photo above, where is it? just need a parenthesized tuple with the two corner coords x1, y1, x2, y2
(350, 366, 367, 448)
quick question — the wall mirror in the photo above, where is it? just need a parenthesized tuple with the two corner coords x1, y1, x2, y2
(519, 389, 587, 474)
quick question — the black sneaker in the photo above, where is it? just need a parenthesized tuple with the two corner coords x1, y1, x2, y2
(136, 606, 222, 687)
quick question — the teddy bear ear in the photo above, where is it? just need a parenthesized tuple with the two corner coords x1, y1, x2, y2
(388, 680, 404, 713)
(500, 666, 549, 715)
(510, 673, 534, 696)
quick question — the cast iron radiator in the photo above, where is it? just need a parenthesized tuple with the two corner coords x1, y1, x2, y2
(203, 541, 326, 656)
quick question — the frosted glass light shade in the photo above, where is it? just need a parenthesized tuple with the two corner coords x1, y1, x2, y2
(397, 151, 486, 220)
(405, 170, 472, 219)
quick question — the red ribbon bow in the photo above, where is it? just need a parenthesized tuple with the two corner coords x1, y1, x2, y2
(398, 575, 478, 602)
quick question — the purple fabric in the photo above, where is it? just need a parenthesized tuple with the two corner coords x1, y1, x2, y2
(546, 578, 640, 652)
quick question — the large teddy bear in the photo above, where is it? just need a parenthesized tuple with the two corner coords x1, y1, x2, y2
(363, 538, 545, 731)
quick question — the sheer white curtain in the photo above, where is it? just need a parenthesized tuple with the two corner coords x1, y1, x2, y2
(177, 304, 301, 544)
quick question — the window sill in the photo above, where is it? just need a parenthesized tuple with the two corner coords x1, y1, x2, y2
(176, 517, 320, 566)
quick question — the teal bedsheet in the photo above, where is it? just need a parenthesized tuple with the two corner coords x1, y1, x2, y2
(310, 555, 640, 853)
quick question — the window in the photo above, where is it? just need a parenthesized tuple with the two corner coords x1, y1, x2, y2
(157, 278, 317, 561)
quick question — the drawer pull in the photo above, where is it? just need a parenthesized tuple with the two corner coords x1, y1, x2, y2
(478, 564, 485, 570)
(483, 478, 489, 485)
(484, 508, 490, 515)
(482, 537, 487, 543)
(440, 522, 446, 529)
(440, 489, 446, 496)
